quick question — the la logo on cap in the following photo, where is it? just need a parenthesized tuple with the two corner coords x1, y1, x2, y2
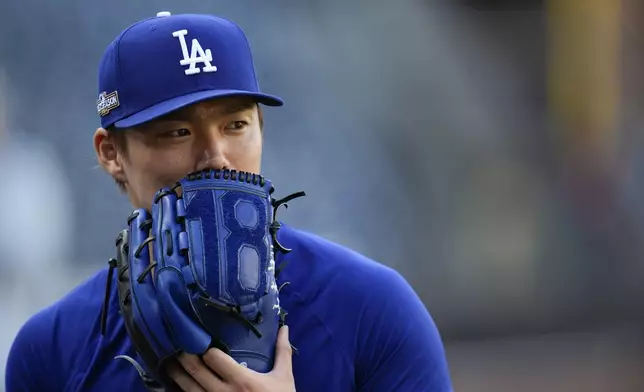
(172, 29, 218, 76)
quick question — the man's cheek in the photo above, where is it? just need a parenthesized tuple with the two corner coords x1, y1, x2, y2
(157, 172, 187, 190)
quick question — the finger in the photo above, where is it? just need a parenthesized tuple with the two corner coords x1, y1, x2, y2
(201, 348, 249, 383)
(272, 325, 294, 376)
(177, 353, 229, 390)
(166, 361, 207, 392)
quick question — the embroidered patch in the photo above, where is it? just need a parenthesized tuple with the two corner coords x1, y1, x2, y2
(97, 91, 120, 117)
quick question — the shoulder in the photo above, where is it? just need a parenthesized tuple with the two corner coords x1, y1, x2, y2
(30, 268, 109, 336)
(5, 269, 110, 391)
(278, 225, 453, 391)
(277, 223, 390, 275)
(277, 224, 431, 336)
(277, 224, 414, 304)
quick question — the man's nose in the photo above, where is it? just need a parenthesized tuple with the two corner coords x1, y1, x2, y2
(195, 135, 230, 172)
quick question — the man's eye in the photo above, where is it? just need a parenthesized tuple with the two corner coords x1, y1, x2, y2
(162, 128, 191, 137)
(225, 121, 248, 131)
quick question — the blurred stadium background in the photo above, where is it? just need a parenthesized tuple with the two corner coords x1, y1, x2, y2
(2, 0, 644, 391)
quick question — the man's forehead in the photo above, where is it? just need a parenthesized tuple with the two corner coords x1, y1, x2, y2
(160, 97, 257, 122)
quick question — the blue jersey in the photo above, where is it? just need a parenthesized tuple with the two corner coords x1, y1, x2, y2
(5, 225, 453, 391)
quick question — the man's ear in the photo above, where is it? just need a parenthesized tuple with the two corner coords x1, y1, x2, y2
(94, 127, 127, 185)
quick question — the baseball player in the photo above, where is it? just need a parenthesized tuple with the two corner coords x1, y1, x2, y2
(5, 12, 453, 392)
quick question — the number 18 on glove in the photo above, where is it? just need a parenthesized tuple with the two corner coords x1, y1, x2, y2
(100, 169, 305, 390)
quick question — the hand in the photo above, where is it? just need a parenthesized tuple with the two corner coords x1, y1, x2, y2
(168, 326, 296, 392)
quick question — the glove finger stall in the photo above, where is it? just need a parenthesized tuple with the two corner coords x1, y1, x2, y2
(153, 187, 212, 355)
(129, 207, 177, 360)
(156, 265, 211, 354)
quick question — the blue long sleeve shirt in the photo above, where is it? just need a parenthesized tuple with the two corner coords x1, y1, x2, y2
(5, 225, 452, 391)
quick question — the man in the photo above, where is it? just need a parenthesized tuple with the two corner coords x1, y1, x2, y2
(5, 11, 453, 392)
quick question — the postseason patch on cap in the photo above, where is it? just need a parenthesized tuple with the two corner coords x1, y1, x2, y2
(97, 91, 120, 117)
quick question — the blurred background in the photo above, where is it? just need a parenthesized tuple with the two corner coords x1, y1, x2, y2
(1, 0, 644, 390)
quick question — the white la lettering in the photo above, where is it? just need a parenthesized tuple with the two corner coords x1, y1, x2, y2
(172, 29, 218, 75)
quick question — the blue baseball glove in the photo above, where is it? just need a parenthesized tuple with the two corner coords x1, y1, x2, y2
(99, 169, 305, 391)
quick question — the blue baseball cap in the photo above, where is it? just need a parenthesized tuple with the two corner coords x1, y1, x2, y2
(96, 11, 283, 129)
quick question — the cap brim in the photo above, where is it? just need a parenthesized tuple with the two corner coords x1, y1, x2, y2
(114, 89, 283, 128)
